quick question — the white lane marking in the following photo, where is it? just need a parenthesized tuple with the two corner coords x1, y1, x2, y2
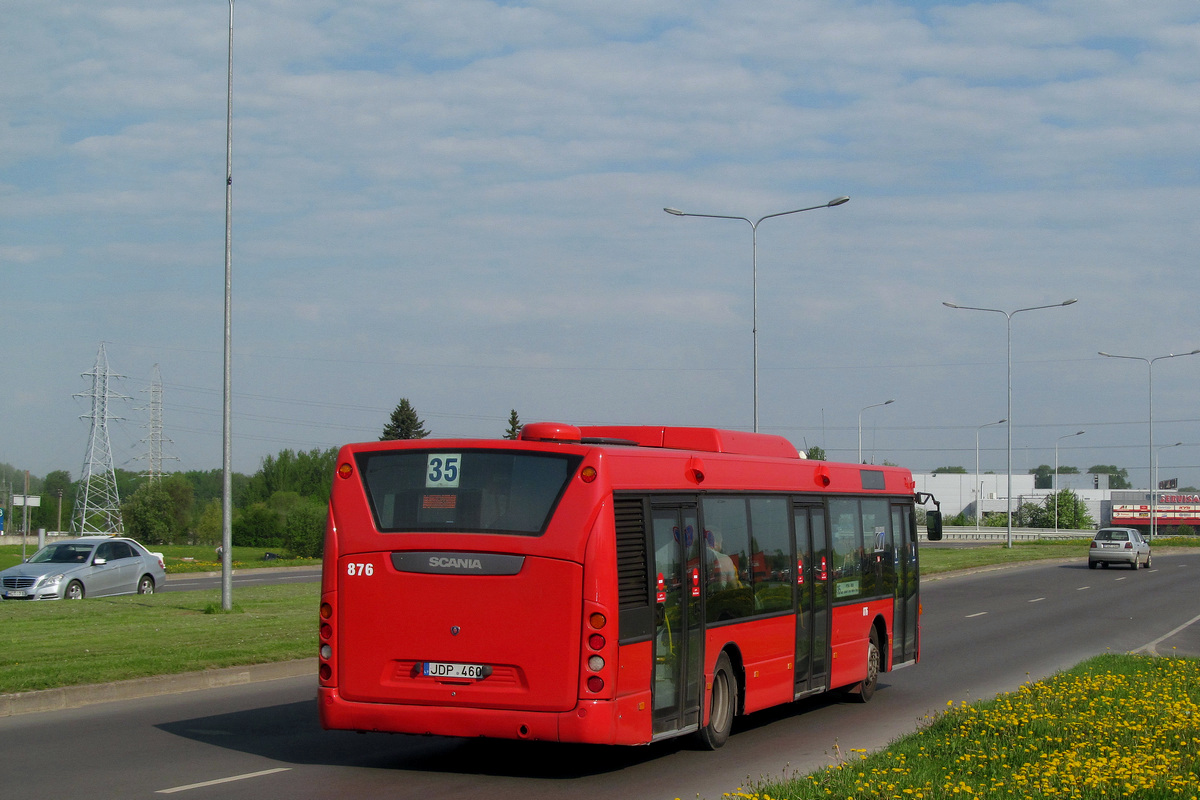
(1029, 597, 1045, 603)
(1078, 586, 1090, 590)
(966, 612, 988, 618)
(1132, 610, 1200, 657)
(156, 767, 290, 794)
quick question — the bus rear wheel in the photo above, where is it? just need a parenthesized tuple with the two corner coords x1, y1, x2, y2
(849, 629, 880, 703)
(696, 652, 736, 750)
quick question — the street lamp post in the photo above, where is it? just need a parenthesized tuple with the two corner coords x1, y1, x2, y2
(1098, 349, 1200, 540)
(221, 0, 235, 611)
(1054, 430, 1085, 534)
(664, 196, 850, 432)
(944, 299, 1078, 548)
(858, 399, 894, 464)
(976, 418, 1006, 529)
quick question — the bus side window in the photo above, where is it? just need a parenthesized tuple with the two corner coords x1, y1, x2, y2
(860, 499, 889, 597)
(828, 498, 863, 601)
(748, 496, 790, 613)
(702, 497, 754, 622)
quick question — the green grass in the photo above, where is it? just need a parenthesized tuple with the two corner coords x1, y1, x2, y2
(0, 543, 320, 573)
(920, 540, 1088, 574)
(920, 536, 1200, 575)
(0, 583, 317, 694)
(743, 654, 1200, 799)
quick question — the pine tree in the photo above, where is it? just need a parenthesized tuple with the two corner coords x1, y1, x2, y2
(380, 399, 430, 440)
(504, 409, 522, 440)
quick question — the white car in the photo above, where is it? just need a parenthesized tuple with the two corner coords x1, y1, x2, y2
(1088, 527, 1151, 570)
(0, 537, 167, 600)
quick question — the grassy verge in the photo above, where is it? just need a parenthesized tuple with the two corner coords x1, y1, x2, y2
(921, 540, 1088, 574)
(920, 536, 1200, 575)
(0, 583, 317, 694)
(744, 654, 1200, 799)
(0, 543, 320, 573)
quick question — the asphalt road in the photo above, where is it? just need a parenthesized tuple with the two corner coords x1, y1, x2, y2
(2, 554, 1197, 800)
(160, 566, 321, 593)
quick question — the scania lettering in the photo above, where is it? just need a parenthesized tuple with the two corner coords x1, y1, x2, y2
(430, 557, 483, 570)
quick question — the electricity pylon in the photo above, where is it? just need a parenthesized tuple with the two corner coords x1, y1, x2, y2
(73, 343, 129, 534)
(139, 364, 176, 482)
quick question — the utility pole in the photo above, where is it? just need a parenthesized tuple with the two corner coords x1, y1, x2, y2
(22, 472, 29, 560)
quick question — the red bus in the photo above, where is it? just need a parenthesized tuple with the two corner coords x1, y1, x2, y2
(318, 422, 942, 748)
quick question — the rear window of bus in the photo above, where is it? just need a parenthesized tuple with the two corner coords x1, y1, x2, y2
(355, 449, 583, 535)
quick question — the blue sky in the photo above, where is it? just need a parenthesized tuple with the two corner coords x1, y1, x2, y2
(3, 1, 1200, 490)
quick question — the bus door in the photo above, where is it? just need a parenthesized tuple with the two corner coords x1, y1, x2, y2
(650, 502, 704, 736)
(792, 503, 830, 695)
(891, 504, 919, 666)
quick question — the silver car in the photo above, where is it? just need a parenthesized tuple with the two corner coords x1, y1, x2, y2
(0, 537, 167, 600)
(1088, 527, 1151, 570)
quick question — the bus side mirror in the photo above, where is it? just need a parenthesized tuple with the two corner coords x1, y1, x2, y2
(926, 510, 943, 542)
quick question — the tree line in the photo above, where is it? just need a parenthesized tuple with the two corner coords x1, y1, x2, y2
(7, 400, 1160, 549)
(0, 399, 524, 558)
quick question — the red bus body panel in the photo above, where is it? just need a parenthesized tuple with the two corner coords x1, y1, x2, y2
(828, 599, 894, 688)
(335, 554, 582, 710)
(705, 615, 796, 715)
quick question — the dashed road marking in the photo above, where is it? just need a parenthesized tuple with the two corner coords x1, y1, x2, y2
(157, 768, 290, 794)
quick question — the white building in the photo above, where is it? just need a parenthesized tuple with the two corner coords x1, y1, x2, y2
(911, 472, 1112, 526)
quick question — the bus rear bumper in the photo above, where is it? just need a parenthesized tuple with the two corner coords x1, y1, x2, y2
(319, 687, 648, 745)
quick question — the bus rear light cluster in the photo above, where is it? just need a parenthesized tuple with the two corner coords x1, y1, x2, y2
(319, 601, 334, 682)
(337, 462, 354, 479)
(584, 611, 608, 693)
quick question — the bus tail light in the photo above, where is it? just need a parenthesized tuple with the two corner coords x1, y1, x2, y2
(319, 600, 335, 684)
(337, 462, 354, 480)
(582, 605, 611, 695)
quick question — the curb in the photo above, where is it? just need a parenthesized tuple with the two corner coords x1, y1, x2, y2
(0, 658, 316, 717)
